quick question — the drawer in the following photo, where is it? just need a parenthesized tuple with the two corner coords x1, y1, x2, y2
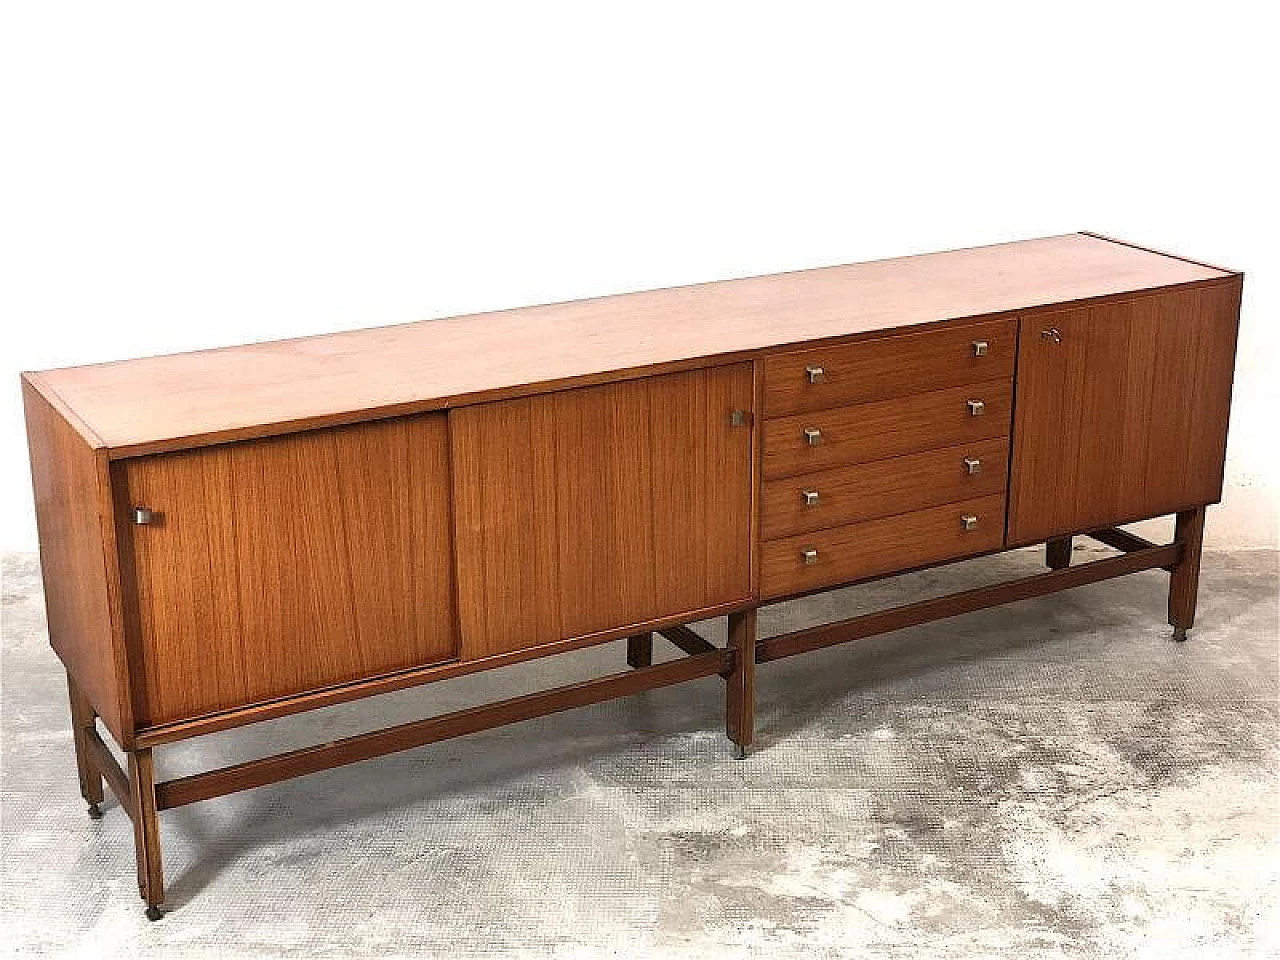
(760, 437, 1009, 540)
(763, 318, 1015, 417)
(760, 493, 1007, 600)
(762, 379, 1011, 479)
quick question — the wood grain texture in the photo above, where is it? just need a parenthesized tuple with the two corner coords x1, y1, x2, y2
(30, 235, 1231, 458)
(763, 379, 1012, 479)
(22, 377, 132, 743)
(452, 365, 753, 658)
(118, 414, 457, 725)
(763, 317, 1015, 417)
(135, 596, 753, 746)
(760, 438, 1009, 539)
(1007, 282, 1241, 545)
(449, 396, 563, 659)
(760, 493, 1007, 600)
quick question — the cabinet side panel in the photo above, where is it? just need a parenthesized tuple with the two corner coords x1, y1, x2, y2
(21, 378, 128, 741)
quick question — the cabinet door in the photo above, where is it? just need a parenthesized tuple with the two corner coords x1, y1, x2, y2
(1008, 283, 1240, 545)
(118, 414, 458, 725)
(451, 364, 754, 659)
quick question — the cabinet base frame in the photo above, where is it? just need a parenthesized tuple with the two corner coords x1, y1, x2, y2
(77, 642, 732, 919)
(756, 535, 1182, 664)
(67, 517, 1205, 920)
(155, 647, 731, 811)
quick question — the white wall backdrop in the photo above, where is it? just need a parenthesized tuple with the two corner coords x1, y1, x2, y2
(2, 1, 1276, 551)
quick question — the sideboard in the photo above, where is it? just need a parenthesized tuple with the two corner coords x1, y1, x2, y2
(22, 233, 1242, 919)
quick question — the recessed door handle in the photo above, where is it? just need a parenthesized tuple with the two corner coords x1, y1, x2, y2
(1041, 327, 1062, 343)
(960, 514, 979, 531)
(729, 409, 749, 427)
(972, 340, 989, 357)
(963, 457, 982, 475)
(805, 366, 826, 384)
(131, 506, 157, 525)
(801, 548, 819, 565)
(803, 427, 823, 445)
(967, 399, 985, 416)
(801, 490, 820, 506)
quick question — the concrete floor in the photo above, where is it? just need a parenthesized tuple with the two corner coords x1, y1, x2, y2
(2, 546, 1277, 959)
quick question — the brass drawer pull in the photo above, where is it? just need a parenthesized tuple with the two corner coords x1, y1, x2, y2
(963, 457, 982, 475)
(803, 427, 823, 445)
(960, 514, 979, 531)
(805, 365, 826, 384)
(801, 490, 820, 506)
(131, 506, 157, 525)
(801, 548, 819, 565)
(966, 399, 985, 416)
(972, 340, 989, 357)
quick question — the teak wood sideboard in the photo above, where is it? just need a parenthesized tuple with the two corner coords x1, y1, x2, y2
(23, 233, 1242, 919)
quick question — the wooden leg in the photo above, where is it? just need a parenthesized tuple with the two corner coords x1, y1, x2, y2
(725, 609, 757, 759)
(128, 749, 165, 920)
(626, 632, 653, 669)
(66, 672, 104, 817)
(1168, 507, 1206, 642)
(1046, 537, 1073, 570)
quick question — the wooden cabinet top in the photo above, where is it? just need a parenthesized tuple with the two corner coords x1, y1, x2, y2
(24, 232, 1233, 458)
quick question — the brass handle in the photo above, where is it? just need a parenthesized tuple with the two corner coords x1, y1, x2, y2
(963, 457, 982, 475)
(803, 427, 823, 445)
(805, 365, 826, 384)
(966, 399, 985, 416)
(801, 548, 819, 565)
(972, 340, 989, 357)
(131, 506, 156, 525)
(1041, 328, 1062, 343)
(960, 514, 979, 531)
(801, 490, 820, 506)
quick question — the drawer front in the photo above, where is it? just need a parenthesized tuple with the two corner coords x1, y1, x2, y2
(762, 379, 1012, 479)
(760, 493, 1007, 600)
(763, 318, 1015, 417)
(761, 437, 1009, 539)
